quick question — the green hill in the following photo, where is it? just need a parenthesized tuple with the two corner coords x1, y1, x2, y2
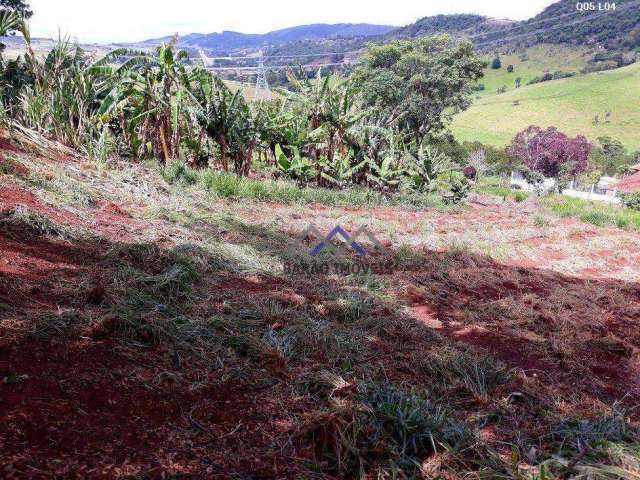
(452, 61, 640, 151)
(476, 44, 590, 96)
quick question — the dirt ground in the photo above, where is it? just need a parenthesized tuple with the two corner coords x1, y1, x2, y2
(1, 141, 639, 478)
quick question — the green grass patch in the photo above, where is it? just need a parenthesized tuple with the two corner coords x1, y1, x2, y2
(314, 382, 476, 477)
(474, 176, 530, 202)
(476, 44, 590, 99)
(544, 196, 640, 230)
(24, 170, 96, 208)
(161, 160, 445, 209)
(0, 206, 84, 239)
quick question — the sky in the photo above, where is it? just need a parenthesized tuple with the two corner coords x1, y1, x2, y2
(28, 0, 558, 44)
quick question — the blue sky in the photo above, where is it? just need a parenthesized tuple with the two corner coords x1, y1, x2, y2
(29, 0, 558, 44)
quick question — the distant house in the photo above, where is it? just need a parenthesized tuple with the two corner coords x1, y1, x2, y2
(615, 164, 640, 194)
(563, 175, 621, 204)
(509, 171, 622, 204)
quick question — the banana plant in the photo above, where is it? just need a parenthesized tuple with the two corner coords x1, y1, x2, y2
(405, 144, 454, 192)
(274, 143, 312, 182)
(366, 154, 405, 191)
(319, 150, 368, 189)
(255, 100, 310, 162)
(94, 42, 207, 162)
(284, 70, 365, 181)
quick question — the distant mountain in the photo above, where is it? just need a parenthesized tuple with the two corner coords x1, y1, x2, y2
(140, 24, 395, 53)
(136, 0, 640, 58)
(421, 0, 640, 52)
(505, 0, 640, 51)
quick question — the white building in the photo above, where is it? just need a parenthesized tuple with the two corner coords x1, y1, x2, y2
(509, 171, 621, 204)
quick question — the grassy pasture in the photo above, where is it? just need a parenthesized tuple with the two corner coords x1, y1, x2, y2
(453, 60, 640, 151)
(477, 44, 590, 96)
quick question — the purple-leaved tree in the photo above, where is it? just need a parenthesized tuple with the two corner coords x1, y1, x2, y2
(506, 126, 590, 178)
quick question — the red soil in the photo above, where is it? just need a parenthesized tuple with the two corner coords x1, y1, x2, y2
(2, 148, 640, 476)
(403, 255, 640, 402)
(1, 339, 300, 478)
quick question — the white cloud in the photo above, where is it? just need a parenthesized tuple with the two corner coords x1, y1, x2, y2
(28, 0, 558, 44)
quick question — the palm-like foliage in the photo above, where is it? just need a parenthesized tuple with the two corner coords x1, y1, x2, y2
(0, 9, 22, 36)
(405, 144, 455, 192)
(319, 151, 368, 188)
(255, 99, 310, 160)
(195, 75, 256, 175)
(366, 154, 405, 191)
(17, 38, 104, 147)
(95, 42, 208, 162)
(283, 70, 367, 185)
(274, 143, 312, 182)
(0, 28, 470, 196)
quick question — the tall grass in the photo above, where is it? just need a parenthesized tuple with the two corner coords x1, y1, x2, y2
(544, 196, 640, 230)
(161, 160, 445, 209)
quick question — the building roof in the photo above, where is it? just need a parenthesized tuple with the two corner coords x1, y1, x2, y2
(615, 171, 640, 193)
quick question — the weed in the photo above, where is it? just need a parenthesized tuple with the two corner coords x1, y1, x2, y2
(261, 326, 299, 359)
(580, 211, 616, 227)
(534, 215, 551, 227)
(423, 347, 507, 402)
(325, 292, 373, 323)
(161, 160, 198, 185)
(166, 162, 444, 209)
(312, 382, 476, 477)
(395, 244, 423, 267)
(474, 178, 530, 202)
(512, 191, 527, 202)
(30, 310, 85, 338)
(346, 272, 384, 291)
(0, 206, 78, 239)
(0, 155, 26, 176)
(25, 170, 96, 208)
(100, 243, 203, 345)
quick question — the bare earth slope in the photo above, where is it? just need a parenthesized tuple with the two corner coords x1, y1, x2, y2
(1, 135, 639, 478)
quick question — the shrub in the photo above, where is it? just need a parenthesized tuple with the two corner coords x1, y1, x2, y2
(491, 55, 502, 69)
(463, 165, 477, 180)
(438, 172, 471, 205)
(619, 192, 640, 211)
(161, 160, 198, 185)
(514, 191, 528, 202)
(527, 71, 575, 85)
(507, 64, 514, 73)
(534, 215, 551, 227)
(507, 126, 591, 179)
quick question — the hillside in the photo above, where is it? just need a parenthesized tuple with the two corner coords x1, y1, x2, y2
(389, 13, 515, 39)
(476, 44, 591, 95)
(463, 0, 640, 52)
(388, 0, 640, 53)
(140, 23, 394, 53)
(514, 0, 640, 50)
(452, 61, 640, 150)
(2, 132, 640, 477)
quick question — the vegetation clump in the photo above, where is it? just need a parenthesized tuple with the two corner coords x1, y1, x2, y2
(507, 125, 590, 179)
(0, 27, 485, 205)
